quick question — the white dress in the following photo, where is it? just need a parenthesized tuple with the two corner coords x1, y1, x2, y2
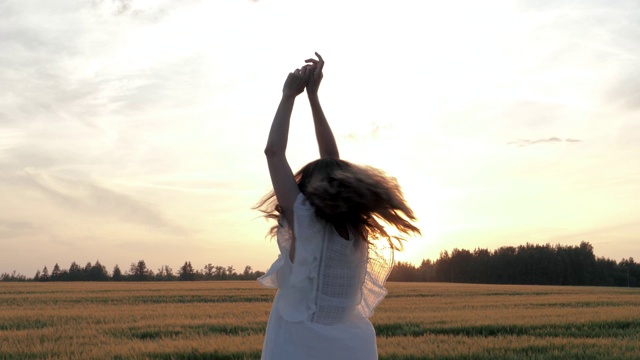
(258, 193, 393, 360)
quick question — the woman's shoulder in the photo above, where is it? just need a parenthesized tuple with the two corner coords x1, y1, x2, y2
(293, 193, 325, 234)
(294, 192, 313, 213)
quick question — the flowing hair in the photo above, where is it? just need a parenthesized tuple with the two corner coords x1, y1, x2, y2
(254, 157, 421, 250)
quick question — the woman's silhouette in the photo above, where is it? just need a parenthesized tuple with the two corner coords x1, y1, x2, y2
(256, 53, 420, 360)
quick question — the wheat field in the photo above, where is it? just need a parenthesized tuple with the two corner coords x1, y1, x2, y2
(0, 281, 639, 359)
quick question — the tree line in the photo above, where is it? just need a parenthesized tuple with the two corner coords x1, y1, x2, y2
(1, 260, 265, 282)
(1, 241, 637, 287)
(388, 241, 639, 287)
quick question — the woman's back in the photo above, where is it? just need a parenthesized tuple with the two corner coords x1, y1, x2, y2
(313, 225, 367, 324)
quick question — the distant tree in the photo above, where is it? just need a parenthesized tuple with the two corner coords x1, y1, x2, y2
(155, 265, 176, 281)
(214, 265, 227, 280)
(69, 262, 82, 281)
(470, 248, 491, 284)
(51, 263, 61, 281)
(593, 256, 616, 286)
(112, 265, 123, 281)
(492, 246, 517, 284)
(620, 257, 638, 287)
(241, 266, 253, 280)
(165, 265, 175, 279)
(88, 261, 108, 281)
(450, 248, 473, 283)
(1, 270, 27, 282)
(434, 250, 451, 282)
(578, 242, 597, 285)
(418, 259, 436, 282)
(56, 269, 70, 281)
(629, 257, 639, 287)
(34, 269, 41, 281)
(179, 261, 195, 281)
(204, 263, 215, 279)
(388, 261, 419, 281)
(226, 265, 236, 279)
(40, 266, 49, 281)
(130, 260, 150, 281)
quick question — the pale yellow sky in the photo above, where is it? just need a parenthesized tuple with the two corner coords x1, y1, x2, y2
(1, 0, 639, 276)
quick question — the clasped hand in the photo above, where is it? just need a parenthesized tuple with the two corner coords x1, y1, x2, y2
(282, 52, 324, 98)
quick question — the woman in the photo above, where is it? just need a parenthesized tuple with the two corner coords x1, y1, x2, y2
(256, 53, 420, 360)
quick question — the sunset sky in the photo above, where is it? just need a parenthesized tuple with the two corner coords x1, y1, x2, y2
(1, 0, 639, 276)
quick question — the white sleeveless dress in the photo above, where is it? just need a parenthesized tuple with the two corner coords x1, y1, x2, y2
(258, 193, 393, 360)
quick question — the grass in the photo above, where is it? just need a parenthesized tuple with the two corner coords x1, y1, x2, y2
(375, 320, 639, 338)
(0, 282, 639, 359)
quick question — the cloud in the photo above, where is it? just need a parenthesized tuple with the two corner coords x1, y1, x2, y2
(0, 220, 38, 241)
(0, 0, 204, 128)
(507, 137, 583, 147)
(91, 0, 133, 16)
(113, 0, 133, 15)
(90, 0, 136, 16)
(10, 168, 187, 235)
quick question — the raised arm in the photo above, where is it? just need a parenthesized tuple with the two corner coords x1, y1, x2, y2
(264, 67, 309, 251)
(306, 53, 339, 159)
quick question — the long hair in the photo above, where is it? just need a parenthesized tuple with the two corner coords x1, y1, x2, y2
(254, 157, 420, 250)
